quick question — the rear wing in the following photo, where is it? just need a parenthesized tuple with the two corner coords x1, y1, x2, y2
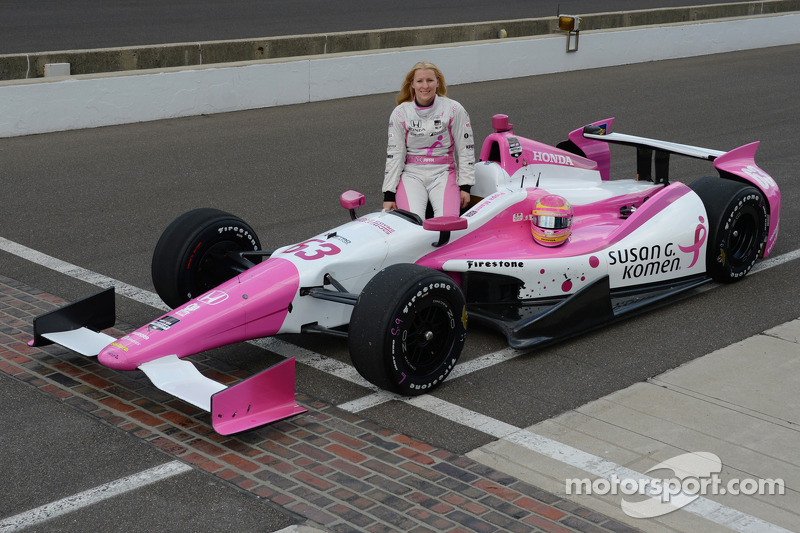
(576, 122, 781, 258)
(583, 126, 723, 183)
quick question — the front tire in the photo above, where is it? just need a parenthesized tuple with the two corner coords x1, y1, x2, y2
(689, 177, 768, 283)
(151, 208, 261, 308)
(349, 264, 467, 395)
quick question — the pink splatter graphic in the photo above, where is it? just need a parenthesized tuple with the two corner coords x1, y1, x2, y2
(589, 256, 600, 268)
(540, 269, 545, 274)
(561, 279, 573, 292)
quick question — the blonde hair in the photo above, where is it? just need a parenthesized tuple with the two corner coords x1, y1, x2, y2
(396, 61, 448, 105)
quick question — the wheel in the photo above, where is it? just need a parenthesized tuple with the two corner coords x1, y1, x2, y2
(689, 177, 768, 283)
(349, 264, 467, 395)
(151, 208, 261, 308)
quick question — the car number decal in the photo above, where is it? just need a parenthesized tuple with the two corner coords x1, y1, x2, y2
(741, 165, 776, 190)
(282, 239, 341, 260)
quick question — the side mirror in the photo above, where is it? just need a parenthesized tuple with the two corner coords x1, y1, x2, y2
(340, 190, 365, 220)
(423, 216, 468, 247)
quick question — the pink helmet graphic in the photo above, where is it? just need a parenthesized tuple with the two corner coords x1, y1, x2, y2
(531, 194, 573, 247)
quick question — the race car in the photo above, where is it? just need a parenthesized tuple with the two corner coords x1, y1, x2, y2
(30, 114, 781, 435)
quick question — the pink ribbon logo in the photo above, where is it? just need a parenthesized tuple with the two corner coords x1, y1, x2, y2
(679, 217, 706, 268)
(426, 135, 444, 156)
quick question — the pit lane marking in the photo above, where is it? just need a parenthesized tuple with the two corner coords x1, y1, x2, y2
(0, 461, 191, 531)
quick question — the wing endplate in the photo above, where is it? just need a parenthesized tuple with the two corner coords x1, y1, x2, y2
(139, 355, 305, 434)
(211, 357, 306, 435)
(29, 287, 116, 355)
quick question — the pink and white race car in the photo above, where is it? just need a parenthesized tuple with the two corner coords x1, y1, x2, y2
(31, 114, 781, 435)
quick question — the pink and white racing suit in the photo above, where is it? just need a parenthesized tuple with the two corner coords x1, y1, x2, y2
(382, 96, 475, 219)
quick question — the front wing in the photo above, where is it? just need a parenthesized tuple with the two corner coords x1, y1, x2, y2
(28, 288, 306, 435)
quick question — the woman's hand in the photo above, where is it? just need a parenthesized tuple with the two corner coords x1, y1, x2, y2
(383, 201, 397, 211)
(460, 190, 471, 209)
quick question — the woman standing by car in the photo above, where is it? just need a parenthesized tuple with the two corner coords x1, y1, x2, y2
(382, 62, 475, 219)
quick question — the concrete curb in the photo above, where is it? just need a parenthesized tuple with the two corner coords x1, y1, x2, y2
(1, 11, 799, 138)
(467, 318, 800, 532)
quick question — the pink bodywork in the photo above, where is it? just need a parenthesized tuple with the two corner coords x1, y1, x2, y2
(98, 258, 300, 370)
(417, 183, 687, 269)
(479, 115, 601, 176)
(568, 118, 615, 181)
(476, 115, 779, 259)
(713, 142, 781, 257)
(211, 357, 306, 435)
(33, 113, 780, 436)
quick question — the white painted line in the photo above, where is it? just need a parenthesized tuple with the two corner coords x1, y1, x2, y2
(337, 390, 398, 413)
(413, 396, 791, 533)
(0, 461, 192, 532)
(339, 346, 526, 413)
(0, 237, 169, 312)
(751, 247, 800, 274)
(448, 346, 524, 379)
(406, 395, 519, 438)
(248, 337, 374, 388)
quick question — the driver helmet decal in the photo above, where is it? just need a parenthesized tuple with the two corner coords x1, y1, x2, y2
(531, 194, 573, 247)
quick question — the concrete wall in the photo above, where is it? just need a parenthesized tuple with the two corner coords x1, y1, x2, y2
(1, 12, 798, 138)
(3, 0, 798, 80)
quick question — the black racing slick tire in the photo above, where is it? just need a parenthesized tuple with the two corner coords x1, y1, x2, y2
(689, 177, 768, 283)
(151, 208, 261, 308)
(349, 264, 467, 396)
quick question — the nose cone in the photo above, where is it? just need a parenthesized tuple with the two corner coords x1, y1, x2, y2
(98, 342, 138, 370)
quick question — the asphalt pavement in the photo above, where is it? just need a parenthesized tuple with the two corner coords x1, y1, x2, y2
(0, 22, 798, 533)
(3, 0, 725, 54)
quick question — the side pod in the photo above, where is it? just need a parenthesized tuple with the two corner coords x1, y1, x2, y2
(509, 275, 614, 348)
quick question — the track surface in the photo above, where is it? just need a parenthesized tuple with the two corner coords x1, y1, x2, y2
(1, 44, 799, 530)
(4, 0, 728, 54)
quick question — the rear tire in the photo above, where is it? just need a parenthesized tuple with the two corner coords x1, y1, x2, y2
(349, 264, 467, 395)
(151, 208, 261, 308)
(689, 177, 767, 283)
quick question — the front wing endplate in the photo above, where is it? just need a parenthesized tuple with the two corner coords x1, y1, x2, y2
(211, 357, 307, 435)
